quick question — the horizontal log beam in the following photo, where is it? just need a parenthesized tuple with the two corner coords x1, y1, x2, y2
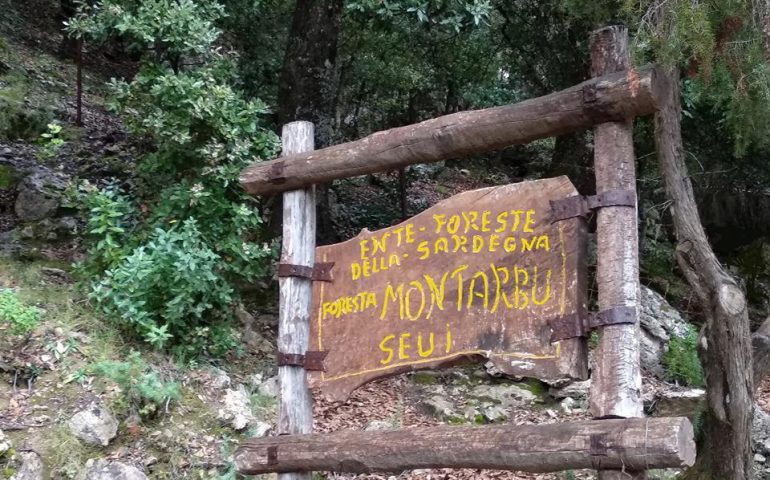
(241, 65, 665, 196)
(235, 417, 694, 475)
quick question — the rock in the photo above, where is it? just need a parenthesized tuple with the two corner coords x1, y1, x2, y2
(0, 429, 10, 455)
(68, 402, 118, 446)
(549, 379, 590, 400)
(217, 387, 254, 430)
(251, 420, 272, 437)
(14, 168, 69, 222)
(753, 407, 770, 457)
(755, 453, 767, 463)
(649, 388, 705, 418)
(9, 451, 44, 480)
(470, 383, 538, 407)
(560, 397, 576, 414)
(481, 404, 507, 422)
(364, 420, 394, 431)
(639, 286, 691, 378)
(257, 375, 279, 398)
(82, 459, 148, 480)
(422, 394, 455, 419)
(208, 367, 231, 390)
(482, 361, 522, 381)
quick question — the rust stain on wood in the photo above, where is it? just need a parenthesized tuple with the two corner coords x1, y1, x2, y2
(309, 176, 589, 400)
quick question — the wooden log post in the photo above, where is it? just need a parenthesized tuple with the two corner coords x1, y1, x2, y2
(240, 66, 665, 196)
(276, 121, 316, 480)
(235, 417, 695, 474)
(589, 26, 646, 480)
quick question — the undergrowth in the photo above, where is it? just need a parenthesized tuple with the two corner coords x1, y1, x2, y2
(663, 325, 705, 387)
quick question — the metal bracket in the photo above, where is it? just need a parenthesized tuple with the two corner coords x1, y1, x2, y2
(549, 306, 637, 342)
(277, 262, 334, 282)
(276, 350, 328, 371)
(550, 189, 636, 222)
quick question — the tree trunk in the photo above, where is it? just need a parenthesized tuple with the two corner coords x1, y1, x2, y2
(654, 68, 754, 480)
(274, 0, 344, 245)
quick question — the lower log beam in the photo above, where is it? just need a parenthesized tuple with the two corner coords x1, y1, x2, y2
(235, 417, 695, 475)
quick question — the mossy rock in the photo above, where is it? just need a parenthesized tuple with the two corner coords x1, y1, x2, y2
(0, 164, 18, 189)
(411, 372, 439, 385)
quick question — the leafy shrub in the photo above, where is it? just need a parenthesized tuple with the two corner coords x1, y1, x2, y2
(90, 219, 247, 357)
(663, 325, 705, 387)
(72, 181, 136, 275)
(37, 122, 65, 160)
(68, 0, 278, 357)
(90, 352, 180, 417)
(0, 290, 40, 335)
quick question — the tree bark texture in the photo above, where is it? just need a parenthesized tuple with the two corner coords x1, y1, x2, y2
(588, 25, 645, 480)
(242, 65, 665, 196)
(275, 0, 344, 244)
(654, 68, 753, 480)
(277, 121, 316, 480)
(235, 418, 695, 475)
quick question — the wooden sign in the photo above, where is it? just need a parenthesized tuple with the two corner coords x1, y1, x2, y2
(309, 176, 588, 400)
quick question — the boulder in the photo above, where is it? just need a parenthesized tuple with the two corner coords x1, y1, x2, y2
(14, 168, 69, 222)
(9, 451, 44, 480)
(549, 379, 590, 400)
(217, 387, 254, 430)
(754, 407, 770, 457)
(639, 286, 691, 378)
(257, 375, 279, 399)
(0, 428, 10, 455)
(422, 394, 455, 419)
(251, 420, 272, 438)
(648, 388, 705, 418)
(469, 382, 538, 407)
(68, 402, 118, 446)
(82, 459, 148, 480)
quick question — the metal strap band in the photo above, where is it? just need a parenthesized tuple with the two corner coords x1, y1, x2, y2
(277, 262, 334, 282)
(276, 350, 328, 371)
(589, 433, 609, 469)
(588, 305, 637, 330)
(549, 306, 637, 342)
(550, 189, 636, 222)
(266, 446, 278, 466)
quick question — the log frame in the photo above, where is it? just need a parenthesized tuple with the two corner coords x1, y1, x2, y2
(588, 25, 646, 480)
(276, 121, 316, 480)
(240, 66, 664, 196)
(234, 417, 695, 475)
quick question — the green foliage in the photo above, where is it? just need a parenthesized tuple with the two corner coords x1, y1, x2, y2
(68, 0, 278, 357)
(37, 122, 65, 160)
(0, 289, 40, 335)
(90, 351, 180, 417)
(90, 219, 245, 357)
(0, 71, 53, 141)
(67, 0, 224, 66)
(664, 325, 705, 387)
(347, 0, 493, 30)
(621, 0, 770, 156)
(73, 181, 136, 275)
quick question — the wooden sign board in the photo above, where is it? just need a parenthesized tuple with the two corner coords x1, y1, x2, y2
(309, 176, 588, 401)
